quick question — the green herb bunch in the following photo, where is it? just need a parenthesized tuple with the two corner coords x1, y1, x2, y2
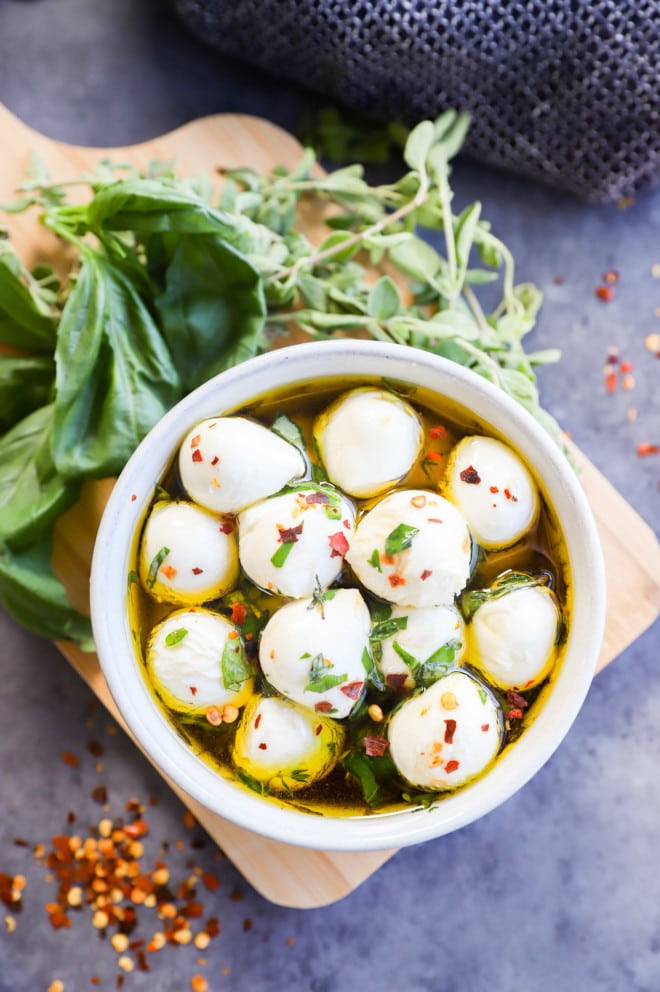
(0, 111, 561, 648)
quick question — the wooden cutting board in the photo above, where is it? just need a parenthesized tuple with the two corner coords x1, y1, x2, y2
(1, 102, 658, 909)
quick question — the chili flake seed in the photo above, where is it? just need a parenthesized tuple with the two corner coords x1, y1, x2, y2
(221, 704, 239, 724)
(4, 914, 16, 933)
(627, 407, 638, 423)
(603, 269, 619, 284)
(441, 691, 459, 710)
(645, 332, 660, 353)
(111, 933, 130, 953)
(48, 983, 65, 992)
(622, 374, 635, 391)
(368, 704, 384, 722)
(118, 956, 135, 973)
(192, 978, 209, 992)
(651, 263, 660, 278)
(205, 706, 222, 726)
(194, 932, 211, 950)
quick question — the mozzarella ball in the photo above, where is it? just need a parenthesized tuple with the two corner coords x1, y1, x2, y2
(375, 605, 466, 690)
(345, 489, 472, 607)
(231, 695, 345, 793)
(388, 670, 502, 791)
(259, 588, 370, 718)
(178, 416, 305, 514)
(468, 584, 560, 689)
(313, 387, 423, 498)
(146, 607, 253, 714)
(238, 485, 354, 599)
(139, 501, 239, 605)
(443, 435, 539, 549)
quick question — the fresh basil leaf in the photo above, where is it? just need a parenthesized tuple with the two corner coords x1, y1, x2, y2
(165, 628, 188, 647)
(52, 251, 180, 479)
(0, 404, 80, 550)
(153, 234, 265, 392)
(305, 653, 347, 693)
(370, 616, 408, 641)
(368, 548, 382, 572)
(342, 750, 384, 807)
(0, 355, 55, 431)
(384, 523, 420, 556)
(0, 242, 56, 352)
(0, 535, 94, 650)
(392, 640, 421, 675)
(221, 636, 251, 692)
(360, 646, 385, 691)
(146, 546, 170, 589)
(271, 413, 305, 453)
(271, 541, 296, 568)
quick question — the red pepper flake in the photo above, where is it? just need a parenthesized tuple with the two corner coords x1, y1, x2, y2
(258, 742, 268, 750)
(503, 488, 518, 502)
(595, 285, 615, 302)
(506, 690, 529, 709)
(328, 531, 349, 558)
(304, 491, 330, 505)
(314, 701, 334, 713)
(220, 521, 234, 534)
(211, 455, 220, 466)
(254, 713, 262, 730)
(191, 567, 204, 576)
(424, 450, 442, 463)
(429, 425, 447, 439)
(489, 485, 499, 494)
(553, 274, 565, 285)
(381, 553, 395, 565)
(191, 449, 203, 463)
(201, 872, 220, 892)
(420, 569, 432, 581)
(388, 574, 406, 588)
(315, 724, 323, 736)
(231, 602, 247, 625)
(340, 681, 363, 700)
(604, 370, 618, 393)
(86, 739, 104, 757)
(637, 443, 660, 457)
(342, 518, 351, 529)
(363, 735, 389, 757)
(190, 686, 198, 697)
(160, 564, 178, 580)
(445, 759, 460, 774)
(190, 434, 202, 448)
(90, 785, 107, 804)
(277, 523, 303, 544)
(481, 723, 490, 732)
(603, 269, 619, 284)
(506, 708, 524, 721)
(620, 360, 633, 373)
(61, 751, 79, 768)
(459, 465, 481, 484)
(385, 673, 408, 692)
(443, 719, 457, 744)
(426, 518, 443, 524)
(130, 493, 137, 502)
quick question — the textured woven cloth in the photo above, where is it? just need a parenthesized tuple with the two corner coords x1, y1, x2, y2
(174, 0, 660, 203)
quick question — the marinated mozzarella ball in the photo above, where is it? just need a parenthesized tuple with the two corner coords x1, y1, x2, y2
(388, 670, 502, 791)
(345, 489, 472, 607)
(238, 485, 354, 599)
(139, 501, 239, 605)
(231, 695, 345, 793)
(146, 608, 253, 714)
(443, 435, 539, 549)
(469, 583, 560, 689)
(178, 417, 305, 514)
(259, 588, 370, 718)
(313, 387, 423, 498)
(375, 605, 466, 690)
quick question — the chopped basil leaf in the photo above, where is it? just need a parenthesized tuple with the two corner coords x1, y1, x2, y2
(289, 768, 310, 783)
(270, 540, 296, 568)
(305, 652, 347, 693)
(368, 548, 382, 572)
(236, 768, 268, 796)
(146, 546, 170, 588)
(478, 688, 488, 704)
(342, 751, 384, 808)
(271, 413, 305, 453)
(371, 616, 408, 641)
(127, 570, 139, 587)
(221, 637, 251, 692)
(361, 645, 385, 691)
(371, 601, 392, 623)
(165, 627, 188, 647)
(384, 523, 419, 556)
(392, 638, 458, 687)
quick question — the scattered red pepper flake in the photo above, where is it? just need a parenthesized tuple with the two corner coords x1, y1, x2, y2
(201, 872, 219, 893)
(210, 455, 219, 466)
(604, 370, 618, 393)
(637, 443, 660, 457)
(481, 723, 490, 732)
(61, 751, 79, 768)
(364, 735, 389, 757)
(410, 494, 427, 508)
(258, 742, 268, 750)
(130, 494, 136, 502)
(340, 681, 363, 700)
(620, 360, 633, 373)
(506, 708, 524, 721)
(603, 269, 619, 284)
(160, 564, 177, 580)
(429, 425, 447, 439)
(90, 785, 108, 804)
(489, 485, 499, 494)
(191, 449, 203, 463)
(315, 724, 323, 736)
(459, 465, 481, 484)
(328, 531, 349, 557)
(277, 523, 303, 544)
(426, 518, 443, 524)
(387, 574, 406, 588)
(506, 690, 529, 709)
(445, 760, 460, 774)
(304, 491, 330, 505)
(595, 285, 615, 302)
(231, 602, 247, 627)
(385, 673, 408, 692)
(443, 719, 457, 744)
(190, 434, 202, 448)
(424, 450, 442, 463)
(190, 686, 198, 697)
(191, 567, 204, 576)
(420, 569, 432, 581)
(314, 701, 334, 713)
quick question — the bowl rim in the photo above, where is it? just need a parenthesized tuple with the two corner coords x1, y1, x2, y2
(90, 340, 606, 852)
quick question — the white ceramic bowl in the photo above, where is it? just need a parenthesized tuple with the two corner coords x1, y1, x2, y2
(90, 340, 606, 851)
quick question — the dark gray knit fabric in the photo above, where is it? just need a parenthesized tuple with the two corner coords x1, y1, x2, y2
(173, 0, 660, 203)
